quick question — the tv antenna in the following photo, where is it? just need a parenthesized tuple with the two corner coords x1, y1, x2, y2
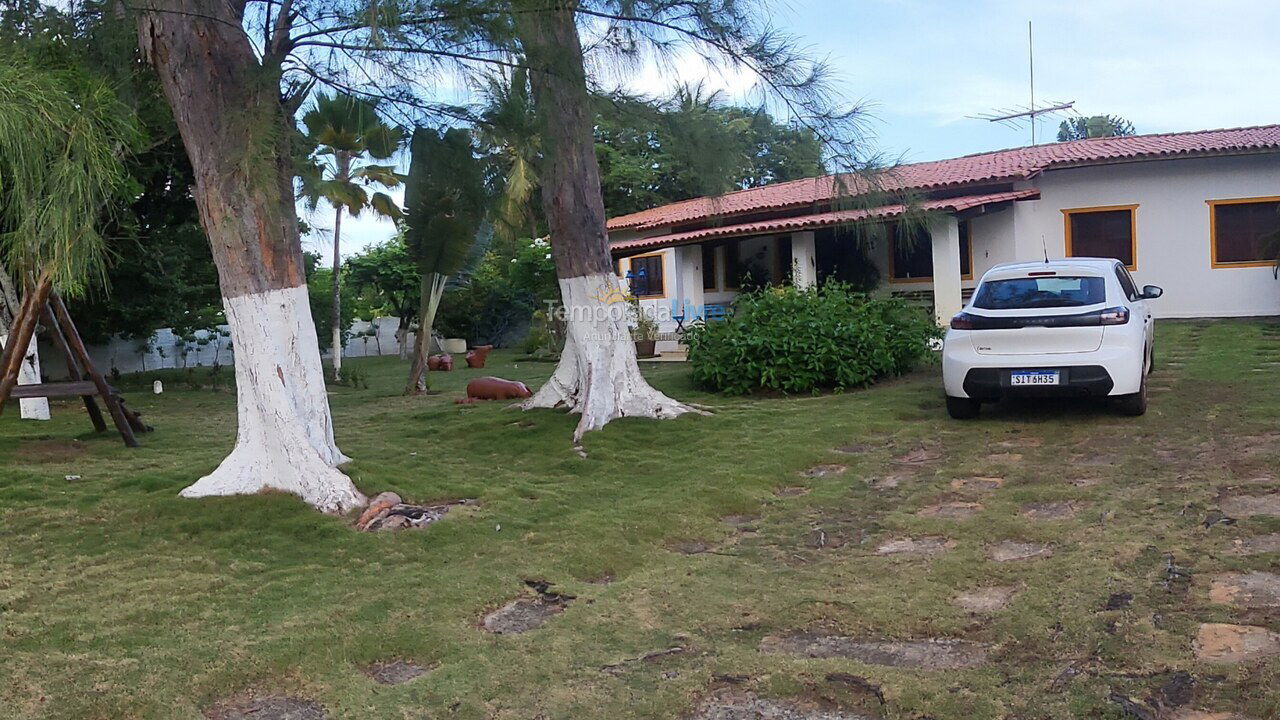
(967, 21, 1076, 144)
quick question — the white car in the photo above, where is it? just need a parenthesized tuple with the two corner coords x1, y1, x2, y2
(942, 258, 1162, 419)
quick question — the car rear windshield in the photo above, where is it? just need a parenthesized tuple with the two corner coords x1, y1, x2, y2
(971, 276, 1106, 309)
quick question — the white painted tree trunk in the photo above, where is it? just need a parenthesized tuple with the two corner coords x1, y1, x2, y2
(0, 333, 50, 421)
(521, 273, 698, 443)
(179, 286, 365, 513)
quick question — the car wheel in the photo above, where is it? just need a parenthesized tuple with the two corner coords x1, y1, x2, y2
(1116, 376, 1147, 416)
(946, 396, 980, 419)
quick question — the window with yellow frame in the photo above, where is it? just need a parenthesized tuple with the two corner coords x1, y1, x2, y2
(1208, 196, 1280, 268)
(1062, 204, 1137, 270)
(627, 253, 665, 298)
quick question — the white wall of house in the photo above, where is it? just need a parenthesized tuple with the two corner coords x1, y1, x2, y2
(1015, 154, 1280, 318)
(611, 151, 1280, 329)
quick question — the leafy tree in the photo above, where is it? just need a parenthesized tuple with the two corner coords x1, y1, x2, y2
(596, 85, 824, 216)
(1057, 115, 1136, 141)
(403, 127, 488, 394)
(344, 234, 421, 358)
(301, 92, 405, 380)
(301, 252, 355, 358)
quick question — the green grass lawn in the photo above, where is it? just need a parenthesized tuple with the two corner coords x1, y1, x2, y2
(2, 320, 1279, 719)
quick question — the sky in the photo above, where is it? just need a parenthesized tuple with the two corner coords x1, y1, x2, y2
(307, 0, 1280, 260)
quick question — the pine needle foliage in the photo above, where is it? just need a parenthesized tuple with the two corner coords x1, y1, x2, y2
(0, 49, 139, 294)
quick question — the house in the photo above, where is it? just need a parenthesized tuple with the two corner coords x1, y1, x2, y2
(607, 125, 1280, 351)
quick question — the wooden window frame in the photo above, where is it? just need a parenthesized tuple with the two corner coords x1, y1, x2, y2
(1207, 196, 1280, 269)
(959, 219, 974, 281)
(887, 223, 932, 284)
(627, 253, 666, 299)
(1062, 204, 1138, 271)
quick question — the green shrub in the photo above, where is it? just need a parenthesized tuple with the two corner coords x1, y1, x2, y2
(684, 282, 940, 395)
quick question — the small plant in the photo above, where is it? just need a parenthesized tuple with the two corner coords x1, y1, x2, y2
(684, 282, 940, 395)
(337, 364, 369, 390)
(629, 295, 658, 342)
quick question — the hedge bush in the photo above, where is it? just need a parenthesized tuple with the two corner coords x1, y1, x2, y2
(685, 282, 940, 395)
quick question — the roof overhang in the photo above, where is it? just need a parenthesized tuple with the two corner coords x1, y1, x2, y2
(609, 189, 1039, 255)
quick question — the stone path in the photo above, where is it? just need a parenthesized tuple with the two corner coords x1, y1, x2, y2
(1207, 571, 1280, 608)
(1193, 623, 1280, 664)
(875, 536, 954, 556)
(690, 689, 875, 720)
(953, 586, 1016, 613)
(205, 696, 327, 720)
(989, 540, 1053, 562)
(1218, 493, 1280, 519)
(760, 633, 990, 670)
(916, 502, 983, 520)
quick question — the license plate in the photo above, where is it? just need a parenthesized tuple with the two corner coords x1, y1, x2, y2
(1010, 370, 1060, 386)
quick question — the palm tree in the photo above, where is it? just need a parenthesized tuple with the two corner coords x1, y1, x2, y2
(476, 66, 541, 248)
(403, 126, 487, 395)
(301, 92, 404, 380)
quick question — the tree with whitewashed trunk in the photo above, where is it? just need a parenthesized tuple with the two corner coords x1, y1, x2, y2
(299, 92, 404, 381)
(133, 3, 367, 513)
(502, 0, 871, 445)
(403, 127, 487, 395)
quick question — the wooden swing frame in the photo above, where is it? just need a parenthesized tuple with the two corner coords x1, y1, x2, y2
(0, 273, 150, 447)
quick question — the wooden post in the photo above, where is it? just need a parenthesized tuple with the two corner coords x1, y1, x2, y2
(48, 291, 138, 448)
(0, 271, 52, 411)
(40, 301, 108, 433)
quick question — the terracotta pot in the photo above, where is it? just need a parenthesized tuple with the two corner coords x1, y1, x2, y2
(634, 339, 657, 358)
(465, 345, 493, 369)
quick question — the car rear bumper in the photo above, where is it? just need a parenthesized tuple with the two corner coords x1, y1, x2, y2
(942, 337, 1145, 398)
(959, 365, 1113, 400)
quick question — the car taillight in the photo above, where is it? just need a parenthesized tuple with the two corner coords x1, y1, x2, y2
(950, 312, 977, 330)
(1099, 306, 1130, 325)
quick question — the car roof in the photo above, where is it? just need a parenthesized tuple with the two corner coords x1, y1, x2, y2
(982, 258, 1119, 279)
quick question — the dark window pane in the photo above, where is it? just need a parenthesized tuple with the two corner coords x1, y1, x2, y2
(959, 221, 972, 277)
(1215, 200, 1280, 264)
(725, 244, 743, 288)
(972, 276, 1106, 309)
(891, 223, 932, 280)
(1068, 209, 1133, 266)
(702, 245, 717, 290)
(774, 236, 793, 284)
(630, 255, 664, 297)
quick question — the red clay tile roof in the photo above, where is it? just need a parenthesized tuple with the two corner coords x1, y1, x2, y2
(610, 190, 1039, 253)
(606, 125, 1280, 233)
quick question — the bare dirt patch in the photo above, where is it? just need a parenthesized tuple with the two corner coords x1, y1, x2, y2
(916, 502, 983, 520)
(481, 581, 573, 634)
(205, 696, 327, 720)
(1193, 623, 1280, 664)
(689, 688, 876, 720)
(722, 514, 761, 532)
(1168, 711, 1260, 720)
(893, 445, 942, 465)
(1228, 533, 1280, 555)
(865, 472, 910, 490)
(15, 438, 87, 463)
(669, 540, 716, 555)
(1218, 494, 1280, 519)
(775, 486, 810, 498)
(802, 464, 847, 478)
(760, 632, 990, 669)
(875, 536, 955, 556)
(835, 443, 874, 455)
(1207, 571, 1280, 608)
(954, 586, 1016, 613)
(364, 660, 429, 685)
(951, 476, 1003, 492)
(990, 540, 1053, 562)
(995, 436, 1042, 449)
(1020, 501, 1084, 521)
(986, 452, 1024, 465)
